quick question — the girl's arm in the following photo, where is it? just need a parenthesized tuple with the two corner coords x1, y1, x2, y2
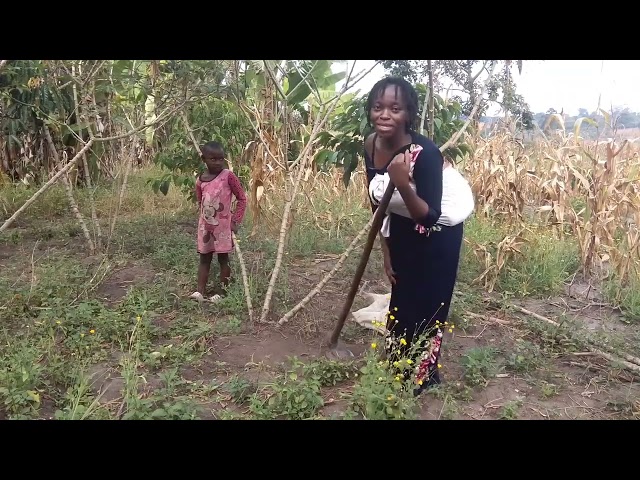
(228, 172, 247, 225)
(195, 177, 202, 208)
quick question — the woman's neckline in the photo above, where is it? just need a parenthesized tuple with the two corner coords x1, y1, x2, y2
(372, 130, 416, 171)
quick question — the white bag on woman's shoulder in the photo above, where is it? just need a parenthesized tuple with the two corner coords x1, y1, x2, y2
(438, 164, 475, 227)
(368, 160, 475, 235)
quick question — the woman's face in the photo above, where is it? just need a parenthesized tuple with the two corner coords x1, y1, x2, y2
(370, 85, 409, 140)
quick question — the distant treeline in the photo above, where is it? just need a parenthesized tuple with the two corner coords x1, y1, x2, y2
(480, 107, 640, 139)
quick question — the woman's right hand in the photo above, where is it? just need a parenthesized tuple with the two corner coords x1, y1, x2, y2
(384, 255, 396, 286)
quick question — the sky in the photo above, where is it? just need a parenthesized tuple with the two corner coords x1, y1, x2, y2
(336, 60, 640, 116)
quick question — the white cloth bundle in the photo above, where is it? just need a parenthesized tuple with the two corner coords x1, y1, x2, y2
(368, 145, 475, 237)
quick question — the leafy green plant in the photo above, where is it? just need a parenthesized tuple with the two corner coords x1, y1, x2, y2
(499, 400, 522, 420)
(227, 375, 256, 404)
(315, 96, 370, 183)
(505, 339, 546, 374)
(461, 346, 501, 387)
(249, 371, 324, 420)
(150, 99, 254, 201)
(296, 358, 359, 387)
(347, 349, 418, 420)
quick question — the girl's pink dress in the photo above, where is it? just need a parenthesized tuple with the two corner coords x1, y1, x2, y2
(195, 169, 247, 255)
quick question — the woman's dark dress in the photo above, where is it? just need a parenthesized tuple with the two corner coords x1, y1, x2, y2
(364, 130, 464, 388)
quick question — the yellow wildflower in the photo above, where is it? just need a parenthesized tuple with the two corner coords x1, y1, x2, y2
(371, 342, 377, 349)
(136, 315, 142, 322)
(389, 315, 395, 321)
(393, 361, 400, 368)
(437, 363, 442, 369)
(448, 329, 453, 333)
(406, 359, 413, 365)
(89, 329, 95, 334)
(400, 338, 407, 346)
(394, 307, 398, 311)
(55, 320, 61, 325)
(418, 379, 423, 385)
(80, 333, 85, 338)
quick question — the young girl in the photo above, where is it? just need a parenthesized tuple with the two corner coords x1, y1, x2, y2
(190, 141, 247, 303)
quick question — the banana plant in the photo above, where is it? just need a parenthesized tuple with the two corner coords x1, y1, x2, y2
(0, 60, 77, 181)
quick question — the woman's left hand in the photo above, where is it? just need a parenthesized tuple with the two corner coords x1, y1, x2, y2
(387, 150, 412, 188)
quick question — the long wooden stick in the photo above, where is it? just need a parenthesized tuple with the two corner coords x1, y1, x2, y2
(277, 213, 374, 325)
(329, 181, 395, 347)
(73, 62, 103, 250)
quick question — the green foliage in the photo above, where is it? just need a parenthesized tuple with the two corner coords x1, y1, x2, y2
(379, 60, 424, 83)
(0, 61, 77, 180)
(315, 96, 370, 185)
(295, 357, 359, 386)
(249, 371, 324, 420)
(346, 349, 419, 420)
(461, 347, 501, 387)
(414, 84, 474, 162)
(150, 99, 254, 201)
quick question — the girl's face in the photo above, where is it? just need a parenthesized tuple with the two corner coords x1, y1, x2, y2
(369, 85, 409, 140)
(203, 149, 225, 174)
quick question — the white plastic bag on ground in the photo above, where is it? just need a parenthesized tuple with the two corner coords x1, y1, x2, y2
(351, 292, 391, 334)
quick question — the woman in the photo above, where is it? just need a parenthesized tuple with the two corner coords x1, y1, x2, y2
(363, 77, 466, 396)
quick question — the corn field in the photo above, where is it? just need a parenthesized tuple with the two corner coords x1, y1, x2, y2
(459, 130, 639, 294)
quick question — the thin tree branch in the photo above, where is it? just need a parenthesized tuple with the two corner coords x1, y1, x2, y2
(43, 125, 95, 254)
(286, 61, 321, 101)
(439, 61, 497, 153)
(277, 214, 373, 325)
(262, 61, 287, 100)
(237, 102, 286, 170)
(471, 60, 491, 83)
(1, 139, 95, 233)
(258, 63, 370, 323)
